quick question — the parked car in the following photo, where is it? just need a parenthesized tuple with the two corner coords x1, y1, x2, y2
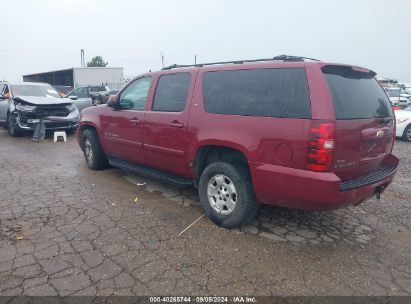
(385, 87, 411, 108)
(0, 82, 79, 136)
(395, 106, 411, 141)
(385, 87, 411, 99)
(389, 96, 411, 108)
(65, 85, 110, 111)
(77, 57, 399, 228)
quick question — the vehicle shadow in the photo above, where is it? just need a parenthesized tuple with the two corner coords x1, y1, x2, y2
(124, 172, 374, 246)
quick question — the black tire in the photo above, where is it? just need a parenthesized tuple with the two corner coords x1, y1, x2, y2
(7, 113, 22, 137)
(199, 161, 258, 229)
(80, 129, 108, 170)
(92, 97, 101, 105)
(402, 124, 411, 142)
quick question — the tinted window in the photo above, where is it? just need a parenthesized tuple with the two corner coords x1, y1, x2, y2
(323, 66, 393, 119)
(119, 77, 151, 110)
(68, 87, 88, 98)
(77, 87, 89, 98)
(90, 86, 106, 92)
(153, 73, 191, 112)
(202, 68, 311, 118)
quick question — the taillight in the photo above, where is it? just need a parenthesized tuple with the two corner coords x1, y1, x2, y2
(306, 122, 334, 172)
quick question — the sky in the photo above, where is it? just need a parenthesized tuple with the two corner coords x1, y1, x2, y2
(1, 0, 410, 83)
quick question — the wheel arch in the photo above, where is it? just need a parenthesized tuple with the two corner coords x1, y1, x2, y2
(78, 122, 100, 149)
(193, 144, 250, 179)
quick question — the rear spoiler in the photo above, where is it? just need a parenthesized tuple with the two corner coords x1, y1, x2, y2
(322, 65, 377, 78)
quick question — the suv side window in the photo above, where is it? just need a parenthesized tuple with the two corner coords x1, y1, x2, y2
(202, 68, 311, 119)
(152, 73, 191, 112)
(77, 87, 89, 98)
(119, 77, 151, 110)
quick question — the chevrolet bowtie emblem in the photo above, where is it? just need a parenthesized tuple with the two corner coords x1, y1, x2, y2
(376, 130, 385, 138)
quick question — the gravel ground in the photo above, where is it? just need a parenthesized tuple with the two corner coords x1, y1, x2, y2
(358, 140, 411, 231)
(0, 129, 410, 297)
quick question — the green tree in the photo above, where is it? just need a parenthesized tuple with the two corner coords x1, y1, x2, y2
(86, 56, 108, 67)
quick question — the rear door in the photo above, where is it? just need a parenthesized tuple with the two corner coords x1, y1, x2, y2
(143, 72, 194, 177)
(322, 65, 395, 180)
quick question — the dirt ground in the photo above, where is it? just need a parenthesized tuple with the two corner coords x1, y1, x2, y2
(0, 128, 410, 297)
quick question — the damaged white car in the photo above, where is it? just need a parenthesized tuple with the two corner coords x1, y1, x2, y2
(0, 82, 79, 137)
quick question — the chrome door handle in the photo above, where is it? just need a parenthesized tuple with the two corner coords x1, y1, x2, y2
(129, 118, 141, 124)
(169, 122, 184, 128)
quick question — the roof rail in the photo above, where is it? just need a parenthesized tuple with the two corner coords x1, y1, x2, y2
(162, 54, 320, 70)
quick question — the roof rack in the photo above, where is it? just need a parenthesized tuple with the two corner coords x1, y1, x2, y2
(162, 55, 320, 70)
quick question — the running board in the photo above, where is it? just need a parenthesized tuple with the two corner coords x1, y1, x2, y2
(108, 158, 194, 187)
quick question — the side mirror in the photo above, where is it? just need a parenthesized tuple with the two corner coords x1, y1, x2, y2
(68, 95, 78, 100)
(107, 95, 119, 108)
(0, 93, 6, 100)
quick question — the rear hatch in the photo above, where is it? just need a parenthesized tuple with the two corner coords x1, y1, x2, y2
(322, 65, 395, 181)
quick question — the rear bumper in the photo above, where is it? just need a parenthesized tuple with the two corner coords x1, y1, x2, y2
(250, 154, 399, 210)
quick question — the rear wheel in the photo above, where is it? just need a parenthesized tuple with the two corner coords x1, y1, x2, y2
(199, 162, 258, 229)
(80, 129, 108, 170)
(92, 97, 101, 105)
(7, 113, 22, 137)
(402, 124, 411, 142)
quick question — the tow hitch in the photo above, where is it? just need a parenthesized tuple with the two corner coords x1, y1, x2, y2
(375, 185, 386, 200)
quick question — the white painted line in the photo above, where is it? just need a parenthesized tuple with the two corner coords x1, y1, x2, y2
(178, 214, 205, 236)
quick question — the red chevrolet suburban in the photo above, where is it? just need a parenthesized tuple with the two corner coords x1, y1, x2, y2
(77, 56, 399, 228)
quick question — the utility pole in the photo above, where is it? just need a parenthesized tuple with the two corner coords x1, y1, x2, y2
(194, 54, 197, 65)
(80, 49, 85, 67)
(160, 52, 164, 68)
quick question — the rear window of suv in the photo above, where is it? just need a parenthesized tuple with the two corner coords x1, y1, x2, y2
(322, 65, 393, 119)
(202, 68, 311, 118)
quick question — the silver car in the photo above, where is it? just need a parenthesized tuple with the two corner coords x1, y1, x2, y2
(0, 82, 80, 137)
(65, 85, 110, 110)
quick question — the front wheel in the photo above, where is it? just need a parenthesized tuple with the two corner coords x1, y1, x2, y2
(199, 162, 258, 229)
(7, 113, 22, 137)
(80, 129, 108, 170)
(402, 124, 411, 142)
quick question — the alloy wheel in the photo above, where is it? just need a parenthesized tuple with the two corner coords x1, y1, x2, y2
(207, 174, 237, 215)
(84, 139, 94, 163)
